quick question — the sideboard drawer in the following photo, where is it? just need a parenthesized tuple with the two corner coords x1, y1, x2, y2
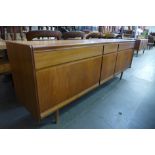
(34, 45, 103, 70)
(119, 42, 135, 51)
(104, 43, 118, 54)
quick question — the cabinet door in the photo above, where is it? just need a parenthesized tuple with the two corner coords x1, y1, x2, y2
(36, 56, 102, 116)
(100, 53, 117, 84)
(115, 49, 133, 74)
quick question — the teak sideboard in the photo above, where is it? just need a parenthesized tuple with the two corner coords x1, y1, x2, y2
(6, 39, 135, 121)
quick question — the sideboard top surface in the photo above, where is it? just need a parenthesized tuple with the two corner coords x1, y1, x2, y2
(4, 39, 135, 51)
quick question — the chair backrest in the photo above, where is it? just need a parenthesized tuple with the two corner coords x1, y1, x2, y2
(26, 30, 62, 41)
(62, 31, 85, 40)
(86, 32, 104, 39)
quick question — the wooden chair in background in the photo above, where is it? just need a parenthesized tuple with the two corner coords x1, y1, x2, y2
(62, 31, 85, 40)
(26, 30, 62, 41)
(85, 32, 104, 39)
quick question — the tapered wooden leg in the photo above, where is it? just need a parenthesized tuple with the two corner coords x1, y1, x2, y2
(54, 110, 60, 124)
(137, 50, 138, 57)
(120, 72, 123, 80)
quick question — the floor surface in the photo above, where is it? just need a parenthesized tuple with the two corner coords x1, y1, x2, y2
(0, 48, 155, 129)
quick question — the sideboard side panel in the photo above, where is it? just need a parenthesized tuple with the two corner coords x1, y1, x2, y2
(6, 42, 40, 120)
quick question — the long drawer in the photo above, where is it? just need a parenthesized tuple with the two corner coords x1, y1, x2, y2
(119, 42, 135, 51)
(34, 45, 103, 70)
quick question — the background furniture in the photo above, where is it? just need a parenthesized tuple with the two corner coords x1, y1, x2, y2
(0, 26, 26, 78)
(149, 32, 155, 45)
(26, 30, 62, 41)
(0, 26, 27, 40)
(147, 35, 154, 49)
(134, 39, 148, 56)
(6, 39, 135, 122)
(123, 30, 134, 38)
(62, 31, 85, 39)
(85, 32, 104, 39)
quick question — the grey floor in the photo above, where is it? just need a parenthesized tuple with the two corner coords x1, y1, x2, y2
(0, 47, 155, 129)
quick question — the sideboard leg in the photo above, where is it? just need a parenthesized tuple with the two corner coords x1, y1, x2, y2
(55, 110, 60, 124)
(137, 50, 138, 57)
(120, 72, 123, 80)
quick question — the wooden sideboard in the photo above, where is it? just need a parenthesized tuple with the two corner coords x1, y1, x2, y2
(6, 39, 135, 122)
(134, 39, 148, 56)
